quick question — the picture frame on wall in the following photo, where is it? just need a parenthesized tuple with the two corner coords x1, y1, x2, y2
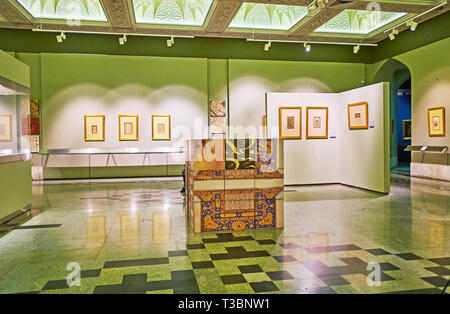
(279, 107, 301, 139)
(152, 115, 171, 140)
(306, 107, 328, 139)
(427, 107, 445, 137)
(0, 115, 12, 142)
(119, 115, 138, 141)
(402, 120, 412, 140)
(348, 101, 368, 130)
(84, 115, 105, 141)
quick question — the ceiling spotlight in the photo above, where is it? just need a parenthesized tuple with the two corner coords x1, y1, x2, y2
(167, 36, 174, 47)
(410, 21, 418, 31)
(56, 32, 65, 43)
(353, 45, 360, 54)
(393, 29, 399, 35)
(304, 42, 311, 52)
(264, 41, 271, 51)
(119, 34, 127, 45)
(389, 32, 395, 40)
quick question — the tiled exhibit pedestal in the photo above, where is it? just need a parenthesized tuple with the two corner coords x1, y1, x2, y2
(185, 139, 284, 233)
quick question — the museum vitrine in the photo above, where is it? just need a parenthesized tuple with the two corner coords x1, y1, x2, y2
(0, 77, 35, 153)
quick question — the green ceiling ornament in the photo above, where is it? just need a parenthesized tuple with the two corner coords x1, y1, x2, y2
(229, 2, 308, 31)
(314, 9, 407, 35)
(133, 0, 213, 26)
(17, 0, 107, 21)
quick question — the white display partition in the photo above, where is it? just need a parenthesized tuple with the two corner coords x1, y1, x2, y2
(266, 92, 340, 185)
(266, 82, 390, 193)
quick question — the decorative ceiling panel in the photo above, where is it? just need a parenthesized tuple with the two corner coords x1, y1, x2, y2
(2, 0, 448, 44)
(228, 2, 308, 31)
(17, 0, 108, 21)
(132, 0, 213, 26)
(314, 9, 407, 34)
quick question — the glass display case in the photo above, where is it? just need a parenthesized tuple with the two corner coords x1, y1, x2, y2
(0, 76, 34, 159)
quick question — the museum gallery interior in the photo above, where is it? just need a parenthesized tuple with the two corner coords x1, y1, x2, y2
(0, 0, 449, 295)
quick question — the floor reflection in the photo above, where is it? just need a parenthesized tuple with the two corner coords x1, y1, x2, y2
(0, 175, 448, 294)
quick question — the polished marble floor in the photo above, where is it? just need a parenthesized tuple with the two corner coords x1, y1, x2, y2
(0, 174, 449, 294)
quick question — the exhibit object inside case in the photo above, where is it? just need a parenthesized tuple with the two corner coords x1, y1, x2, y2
(185, 138, 284, 233)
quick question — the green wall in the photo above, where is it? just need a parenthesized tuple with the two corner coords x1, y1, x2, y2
(395, 37, 450, 149)
(1, 11, 448, 179)
(0, 161, 32, 220)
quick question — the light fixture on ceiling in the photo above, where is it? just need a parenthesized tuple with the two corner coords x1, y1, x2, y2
(56, 31, 66, 43)
(407, 20, 418, 31)
(304, 42, 311, 52)
(264, 41, 271, 51)
(119, 34, 127, 45)
(167, 36, 174, 47)
(389, 29, 398, 40)
(353, 45, 360, 54)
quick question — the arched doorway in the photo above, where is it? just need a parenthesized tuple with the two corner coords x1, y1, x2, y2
(371, 59, 412, 174)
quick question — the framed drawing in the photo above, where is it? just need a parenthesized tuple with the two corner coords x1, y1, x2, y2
(348, 101, 368, 129)
(84, 115, 105, 141)
(427, 107, 445, 137)
(279, 107, 301, 139)
(119, 115, 138, 141)
(152, 115, 171, 140)
(402, 120, 412, 140)
(0, 115, 12, 142)
(306, 107, 328, 139)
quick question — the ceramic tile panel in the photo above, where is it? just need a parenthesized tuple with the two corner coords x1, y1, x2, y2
(210, 100, 226, 117)
(210, 117, 227, 134)
(225, 178, 254, 190)
(256, 139, 283, 179)
(193, 179, 225, 195)
(255, 178, 284, 189)
(193, 139, 225, 170)
(225, 139, 256, 170)
(225, 169, 255, 179)
(224, 190, 255, 212)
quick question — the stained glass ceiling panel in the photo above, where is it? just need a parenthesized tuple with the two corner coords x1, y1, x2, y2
(17, 0, 107, 21)
(229, 2, 308, 31)
(133, 0, 213, 26)
(314, 9, 407, 35)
